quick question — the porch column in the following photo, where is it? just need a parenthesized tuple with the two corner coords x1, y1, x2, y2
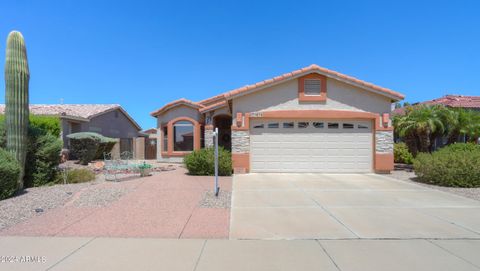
(204, 125, 214, 148)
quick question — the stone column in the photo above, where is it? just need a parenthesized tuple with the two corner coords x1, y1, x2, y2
(231, 129, 250, 174)
(204, 125, 214, 148)
(375, 130, 394, 173)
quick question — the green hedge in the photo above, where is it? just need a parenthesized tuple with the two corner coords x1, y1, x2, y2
(394, 142, 414, 164)
(413, 143, 480, 187)
(184, 147, 232, 176)
(0, 116, 63, 189)
(67, 132, 116, 165)
(0, 148, 21, 200)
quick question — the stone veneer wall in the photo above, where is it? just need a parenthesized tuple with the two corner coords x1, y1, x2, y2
(232, 130, 250, 153)
(375, 131, 394, 153)
(204, 129, 214, 148)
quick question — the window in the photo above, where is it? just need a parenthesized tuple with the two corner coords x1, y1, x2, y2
(313, 122, 324, 128)
(298, 122, 309, 128)
(304, 79, 322, 95)
(343, 123, 354, 129)
(268, 122, 279, 128)
(358, 124, 369, 129)
(328, 123, 339, 129)
(173, 121, 194, 151)
(253, 124, 264, 129)
(283, 122, 294, 128)
(163, 127, 168, 151)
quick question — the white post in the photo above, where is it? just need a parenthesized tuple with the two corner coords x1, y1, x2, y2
(214, 127, 219, 196)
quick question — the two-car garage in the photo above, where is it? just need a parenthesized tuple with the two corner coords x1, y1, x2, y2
(249, 119, 373, 173)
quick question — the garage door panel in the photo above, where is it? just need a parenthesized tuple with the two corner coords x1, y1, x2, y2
(250, 119, 373, 173)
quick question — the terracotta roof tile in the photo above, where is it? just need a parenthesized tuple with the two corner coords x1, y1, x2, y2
(0, 104, 120, 119)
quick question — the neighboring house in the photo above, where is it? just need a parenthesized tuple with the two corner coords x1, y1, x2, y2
(392, 95, 480, 146)
(151, 64, 404, 173)
(392, 94, 480, 115)
(0, 104, 142, 151)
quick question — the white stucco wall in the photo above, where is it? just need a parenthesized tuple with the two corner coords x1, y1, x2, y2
(232, 77, 393, 117)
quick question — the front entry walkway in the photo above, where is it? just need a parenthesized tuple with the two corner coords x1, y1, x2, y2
(230, 173, 480, 240)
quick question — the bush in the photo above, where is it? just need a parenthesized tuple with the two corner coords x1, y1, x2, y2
(394, 142, 414, 164)
(56, 168, 95, 184)
(67, 132, 101, 165)
(0, 148, 21, 200)
(29, 115, 61, 137)
(413, 143, 480, 187)
(184, 147, 232, 176)
(0, 115, 62, 188)
(24, 130, 63, 187)
(94, 136, 117, 159)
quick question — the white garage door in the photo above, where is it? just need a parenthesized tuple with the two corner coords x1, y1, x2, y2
(250, 119, 373, 173)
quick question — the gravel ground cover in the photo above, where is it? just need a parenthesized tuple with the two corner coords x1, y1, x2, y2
(199, 190, 231, 209)
(389, 169, 480, 201)
(0, 182, 93, 230)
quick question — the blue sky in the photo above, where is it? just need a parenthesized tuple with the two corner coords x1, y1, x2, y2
(1, 0, 479, 129)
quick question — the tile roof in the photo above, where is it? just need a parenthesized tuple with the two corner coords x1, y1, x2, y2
(0, 104, 142, 130)
(222, 64, 404, 101)
(151, 64, 405, 117)
(150, 98, 203, 117)
(423, 95, 480, 109)
(392, 95, 480, 116)
(0, 104, 120, 119)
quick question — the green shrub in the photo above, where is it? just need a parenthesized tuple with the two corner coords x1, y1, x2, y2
(0, 148, 21, 200)
(0, 115, 62, 188)
(94, 136, 117, 159)
(67, 132, 102, 165)
(413, 143, 480, 187)
(29, 115, 61, 137)
(394, 142, 414, 164)
(56, 168, 95, 184)
(24, 130, 63, 187)
(184, 147, 232, 176)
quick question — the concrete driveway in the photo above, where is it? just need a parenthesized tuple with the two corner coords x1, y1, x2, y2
(230, 173, 480, 240)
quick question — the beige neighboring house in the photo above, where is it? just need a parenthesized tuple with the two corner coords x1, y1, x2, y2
(0, 104, 142, 157)
(151, 64, 405, 174)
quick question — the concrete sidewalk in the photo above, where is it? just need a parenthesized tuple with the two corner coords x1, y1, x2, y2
(1, 237, 479, 271)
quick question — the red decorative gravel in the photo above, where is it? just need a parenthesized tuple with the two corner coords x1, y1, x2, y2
(0, 167, 232, 239)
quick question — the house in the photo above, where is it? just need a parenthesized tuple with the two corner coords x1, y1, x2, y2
(392, 95, 480, 146)
(151, 64, 405, 173)
(392, 94, 480, 115)
(0, 104, 142, 153)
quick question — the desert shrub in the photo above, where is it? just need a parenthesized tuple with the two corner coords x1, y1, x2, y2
(56, 168, 95, 184)
(413, 143, 480, 187)
(184, 147, 232, 176)
(0, 148, 21, 200)
(24, 130, 63, 187)
(67, 132, 102, 165)
(0, 116, 62, 188)
(94, 136, 117, 159)
(29, 115, 61, 137)
(394, 142, 414, 164)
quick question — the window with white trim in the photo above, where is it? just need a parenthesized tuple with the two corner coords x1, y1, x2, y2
(283, 122, 294, 128)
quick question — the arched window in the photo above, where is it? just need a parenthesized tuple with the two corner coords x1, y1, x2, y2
(173, 120, 194, 151)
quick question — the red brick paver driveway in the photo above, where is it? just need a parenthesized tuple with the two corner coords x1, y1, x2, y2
(0, 167, 232, 238)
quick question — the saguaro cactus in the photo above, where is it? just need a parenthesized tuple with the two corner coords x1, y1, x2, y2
(4, 31, 30, 189)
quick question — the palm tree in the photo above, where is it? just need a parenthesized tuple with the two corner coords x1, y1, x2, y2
(395, 105, 445, 155)
(445, 109, 480, 144)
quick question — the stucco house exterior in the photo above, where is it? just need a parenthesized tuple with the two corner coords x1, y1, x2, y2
(151, 64, 405, 173)
(0, 104, 142, 151)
